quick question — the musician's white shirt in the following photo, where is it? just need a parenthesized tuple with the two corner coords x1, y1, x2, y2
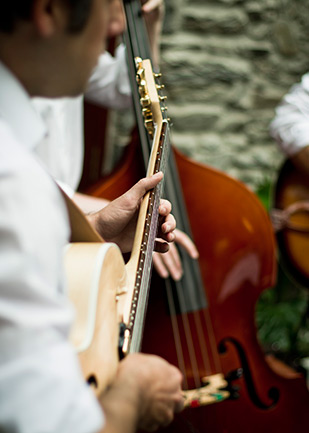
(32, 44, 131, 197)
(270, 73, 309, 156)
(0, 61, 104, 432)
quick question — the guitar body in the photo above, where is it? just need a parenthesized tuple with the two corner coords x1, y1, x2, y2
(64, 242, 127, 395)
(274, 158, 309, 286)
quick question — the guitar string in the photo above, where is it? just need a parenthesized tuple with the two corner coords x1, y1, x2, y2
(128, 124, 166, 351)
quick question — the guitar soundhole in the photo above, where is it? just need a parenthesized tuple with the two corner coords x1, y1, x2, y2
(87, 374, 98, 388)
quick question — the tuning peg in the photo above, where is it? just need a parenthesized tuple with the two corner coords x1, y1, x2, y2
(143, 111, 153, 121)
(138, 87, 147, 99)
(135, 57, 143, 68)
(156, 84, 165, 90)
(136, 68, 145, 82)
(159, 95, 167, 102)
(153, 72, 162, 78)
(140, 96, 151, 107)
(144, 119, 154, 137)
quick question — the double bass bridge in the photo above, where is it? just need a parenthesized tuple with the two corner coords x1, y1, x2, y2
(183, 373, 229, 408)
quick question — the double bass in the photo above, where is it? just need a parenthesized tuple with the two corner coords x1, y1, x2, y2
(81, 0, 309, 430)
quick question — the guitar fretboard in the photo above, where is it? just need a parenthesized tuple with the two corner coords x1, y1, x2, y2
(128, 121, 170, 353)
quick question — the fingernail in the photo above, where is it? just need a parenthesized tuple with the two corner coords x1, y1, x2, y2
(164, 224, 170, 233)
(172, 267, 183, 281)
(174, 272, 183, 281)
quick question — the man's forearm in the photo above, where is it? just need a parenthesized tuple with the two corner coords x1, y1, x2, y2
(98, 381, 141, 433)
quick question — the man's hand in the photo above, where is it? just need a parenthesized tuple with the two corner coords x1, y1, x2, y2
(108, 0, 126, 38)
(142, 0, 165, 67)
(106, 0, 164, 67)
(153, 228, 199, 281)
(142, 0, 165, 21)
(87, 172, 176, 253)
(99, 353, 184, 433)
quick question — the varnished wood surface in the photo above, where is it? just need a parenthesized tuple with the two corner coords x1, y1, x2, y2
(274, 159, 309, 286)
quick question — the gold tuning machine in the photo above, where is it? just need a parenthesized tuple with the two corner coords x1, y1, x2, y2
(134, 58, 169, 137)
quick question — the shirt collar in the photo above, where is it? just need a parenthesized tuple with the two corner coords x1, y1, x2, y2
(0, 61, 46, 150)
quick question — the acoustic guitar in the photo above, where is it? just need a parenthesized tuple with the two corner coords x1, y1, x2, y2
(271, 158, 309, 287)
(64, 57, 171, 395)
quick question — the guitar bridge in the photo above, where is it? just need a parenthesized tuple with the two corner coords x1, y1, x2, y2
(118, 323, 129, 359)
(118, 323, 131, 358)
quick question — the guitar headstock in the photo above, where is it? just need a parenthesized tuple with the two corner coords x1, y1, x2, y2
(135, 57, 169, 138)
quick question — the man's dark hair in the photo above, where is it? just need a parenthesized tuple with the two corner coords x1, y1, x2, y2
(0, 0, 93, 33)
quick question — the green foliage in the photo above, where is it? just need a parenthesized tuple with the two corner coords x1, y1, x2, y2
(255, 176, 273, 212)
(256, 281, 308, 357)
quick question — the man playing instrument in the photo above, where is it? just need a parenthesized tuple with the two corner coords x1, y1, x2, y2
(270, 72, 309, 174)
(0, 0, 184, 432)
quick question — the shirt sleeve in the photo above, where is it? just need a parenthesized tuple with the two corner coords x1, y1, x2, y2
(0, 135, 104, 433)
(0, 328, 104, 433)
(270, 73, 309, 156)
(85, 44, 132, 110)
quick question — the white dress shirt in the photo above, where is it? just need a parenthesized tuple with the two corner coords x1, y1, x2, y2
(270, 73, 309, 156)
(32, 45, 132, 196)
(0, 61, 104, 433)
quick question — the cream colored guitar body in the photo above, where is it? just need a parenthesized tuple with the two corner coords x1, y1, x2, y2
(64, 242, 127, 396)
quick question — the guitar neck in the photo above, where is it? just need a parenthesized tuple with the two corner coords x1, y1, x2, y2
(119, 46, 171, 354)
(125, 119, 170, 354)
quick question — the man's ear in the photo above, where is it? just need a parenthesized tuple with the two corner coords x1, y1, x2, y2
(32, 0, 67, 36)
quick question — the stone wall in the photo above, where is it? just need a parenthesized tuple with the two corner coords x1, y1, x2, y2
(157, 0, 309, 190)
(111, 0, 309, 190)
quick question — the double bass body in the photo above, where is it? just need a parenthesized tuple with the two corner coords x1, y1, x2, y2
(142, 148, 309, 432)
(83, 116, 309, 432)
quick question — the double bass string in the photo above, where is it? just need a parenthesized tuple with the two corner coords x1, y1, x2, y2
(164, 278, 189, 389)
(167, 251, 222, 386)
(124, 0, 223, 391)
(163, 157, 223, 381)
